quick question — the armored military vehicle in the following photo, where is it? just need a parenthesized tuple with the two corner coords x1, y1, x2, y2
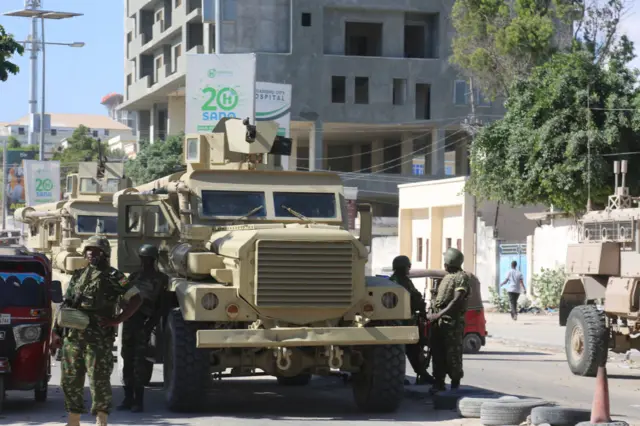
(13, 161, 131, 293)
(560, 160, 640, 376)
(111, 117, 418, 413)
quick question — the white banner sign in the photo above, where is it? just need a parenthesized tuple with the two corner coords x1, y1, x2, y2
(23, 160, 61, 206)
(186, 53, 257, 133)
(255, 82, 292, 138)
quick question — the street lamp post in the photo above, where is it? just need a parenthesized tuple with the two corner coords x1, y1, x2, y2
(2, 7, 83, 160)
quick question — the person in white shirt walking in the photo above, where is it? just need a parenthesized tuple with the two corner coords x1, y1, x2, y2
(500, 261, 526, 320)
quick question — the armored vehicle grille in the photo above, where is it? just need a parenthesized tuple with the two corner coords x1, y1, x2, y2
(255, 240, 354, 307)
(581, 220, 634, 242)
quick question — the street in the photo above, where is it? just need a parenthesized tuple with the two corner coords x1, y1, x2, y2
(1, 313, 638, 425)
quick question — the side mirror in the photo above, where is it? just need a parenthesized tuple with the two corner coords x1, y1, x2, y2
(357, 203, 372, 247)
(50, 280, 63, 304)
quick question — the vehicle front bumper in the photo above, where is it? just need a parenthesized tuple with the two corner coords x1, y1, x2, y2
(196, 325, 419, 349)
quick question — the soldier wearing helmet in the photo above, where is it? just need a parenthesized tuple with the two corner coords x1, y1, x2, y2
(389, 255, 434, 385)
(427, 247, 471, 394)
(117, 244, 168, 413)
(50, 235, 142, 426)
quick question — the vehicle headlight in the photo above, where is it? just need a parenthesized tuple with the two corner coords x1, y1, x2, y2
(201, 293, 219, 310)
(381, 292, 398, 309)
(13, 324, 42, 349)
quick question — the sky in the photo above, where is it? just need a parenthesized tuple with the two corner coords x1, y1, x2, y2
(0, 1, 639, 122)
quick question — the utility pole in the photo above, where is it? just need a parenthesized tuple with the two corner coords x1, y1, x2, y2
(25, 0, 41, 148)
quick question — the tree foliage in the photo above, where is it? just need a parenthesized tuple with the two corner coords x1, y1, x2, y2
(450, 0, 627, 98)
(52, 125, 119, 173)
(0, 25, 24, 82)
(466, 38, 640, 214)
(125, 134, 184, 185)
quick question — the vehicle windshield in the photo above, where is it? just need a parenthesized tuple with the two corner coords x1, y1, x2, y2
(76, 215, 118, 234)
(201, 190, 267, 218)
(0, 272, 47, 308)
(274, 192, 337, 218)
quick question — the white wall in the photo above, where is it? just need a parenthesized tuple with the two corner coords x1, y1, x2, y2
(370, 235, 398, 276)
(475, 216, 497, 302)
(531, 217, 578, 276)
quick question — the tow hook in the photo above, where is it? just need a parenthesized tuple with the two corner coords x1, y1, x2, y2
(274, 347, 292, 371)
(327, 345, 344, 369)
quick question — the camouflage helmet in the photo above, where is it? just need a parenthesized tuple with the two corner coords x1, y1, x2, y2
(392, 255, 411, 270)
(138, 244, 159, 259)
(443, 247, 464, 268)
(83, 235, 111, 257)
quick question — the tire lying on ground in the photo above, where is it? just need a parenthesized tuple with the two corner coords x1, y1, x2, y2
(575, 422, 630, 426)
(433, 388, 498, 410)
(480, 398, 551, 425)
(530, 406, 591, 425)
(457, 395, 519, 418)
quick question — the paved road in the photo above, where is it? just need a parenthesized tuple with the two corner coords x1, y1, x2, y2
(2, 313, 638, 425)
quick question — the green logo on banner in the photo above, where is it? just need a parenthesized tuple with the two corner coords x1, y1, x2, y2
(208, 69, 217, 78)
(35, 178, 54, 192)
(201, 87, 239, 112)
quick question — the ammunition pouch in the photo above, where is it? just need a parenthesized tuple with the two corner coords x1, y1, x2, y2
(57, 307, 90, 331)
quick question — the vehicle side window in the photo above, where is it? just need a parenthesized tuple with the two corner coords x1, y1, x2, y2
(145, 205, 171, 236)
(80, 178, 98, 193)
(126, 206, 143, 234)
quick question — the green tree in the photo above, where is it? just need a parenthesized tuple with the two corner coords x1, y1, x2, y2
(0, 25, 24, 82)
(7, 136, 20, 148)
(466, 37, 640, 214)
(125, 134, 184, 185)
(52, 125, 118, 172)
(450, 0, 625, 98)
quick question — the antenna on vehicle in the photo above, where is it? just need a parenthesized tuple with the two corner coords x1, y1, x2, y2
(607, 159, 631, 210)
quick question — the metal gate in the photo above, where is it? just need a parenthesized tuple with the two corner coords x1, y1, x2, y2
(498, 243, 527, 286)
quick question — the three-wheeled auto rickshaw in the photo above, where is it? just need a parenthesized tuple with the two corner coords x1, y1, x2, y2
(0, 246, 62, 413)
(408, 268, 488, 354)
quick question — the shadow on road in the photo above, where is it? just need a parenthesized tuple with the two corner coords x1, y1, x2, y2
(0, 377, 465, 424)
(473, 350, 549, 356)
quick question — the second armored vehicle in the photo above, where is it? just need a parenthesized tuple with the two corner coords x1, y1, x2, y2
(560, 160, 640, 376)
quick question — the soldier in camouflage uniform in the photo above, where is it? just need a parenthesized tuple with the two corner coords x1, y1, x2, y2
(50, 236, 143, 426)
(117, 244, 168, 413)
(389, 255, 434, 385)
(427, 247, 471, 393)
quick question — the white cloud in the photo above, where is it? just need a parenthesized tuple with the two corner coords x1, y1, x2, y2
(620, 0, 640, 70)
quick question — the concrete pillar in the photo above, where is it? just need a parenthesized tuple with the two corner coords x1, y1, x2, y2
(399, 209, 413, 257)
(352, 144, 362, 172)
(526, 235, 534, 297)
(203, 23, 213, 53)
(149, 104, 157, 144)
(309, 120, 323, 171)
(371, 139, 384, 172)
(431, 128, 446, 176)
(429, 206, 443, 269)
(455, 134, 469, 176)
(167, 96, 186, 137)
(462, 191, 476, 274)
(401, 132, 413, 175)
(344, 187, 358, 230)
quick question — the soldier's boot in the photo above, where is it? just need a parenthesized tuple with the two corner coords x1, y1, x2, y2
(66, 412, 81, 426)
(428, 379, 446, 395)
(416, 372, 435, 385)
(131, 387, 144, 413)
(116, 386, 134, 410)
(95, 411, 108, 426)
(450, 378, 461, 390)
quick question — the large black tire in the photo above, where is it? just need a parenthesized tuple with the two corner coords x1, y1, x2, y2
(565, 305, 607, 377)
(531, 406, 591, 425)
(164, 309, 210, 412)
(352, 345, 406, 413)
(276, 374, 311, 386)
(34, 380, 48, 402)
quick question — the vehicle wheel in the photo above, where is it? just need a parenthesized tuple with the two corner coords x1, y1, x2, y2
(480, 398, 550, 425)
(0, 376, 4, 414)
(531, 406, 591, 425)
(565, 305, 607, 377)
(575, 422, 629, 426)
(463, 333, 483, 354)
(164, 309, 209, 412)
(34, 380, 48, 402)
(352, 344, 406, 413)
(276, 374, 311, 386)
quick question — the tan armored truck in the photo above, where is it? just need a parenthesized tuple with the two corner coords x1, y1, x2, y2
(13, 162, 131, 293)
(560, 160, 640, 377)
(111, 117, 419, 413)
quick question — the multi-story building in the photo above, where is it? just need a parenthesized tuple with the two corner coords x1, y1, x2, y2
(0, 113, 135, 159)
(119, 0, 505, 215)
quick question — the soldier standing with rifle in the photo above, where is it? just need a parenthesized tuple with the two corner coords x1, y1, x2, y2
(389, 255, 435, 385)
(117, 244, 168, 413)
(50, 236, 142, 426)
(427, 248, 471, 394)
